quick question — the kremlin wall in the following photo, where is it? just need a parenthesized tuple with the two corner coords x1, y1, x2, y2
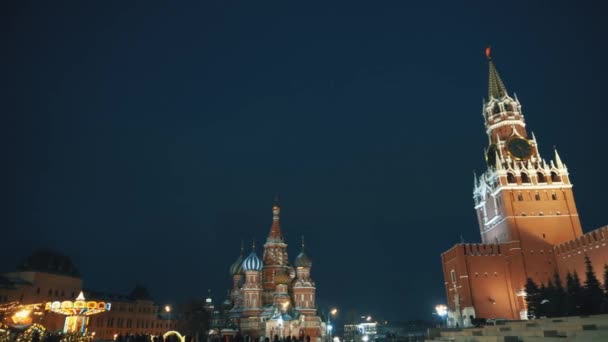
(440, 50, 608, 326)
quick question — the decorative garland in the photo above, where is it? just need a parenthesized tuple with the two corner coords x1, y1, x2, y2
(0, 324, 10, 342)
(60, 332, 93, 342)
(16, 324, 47, 342)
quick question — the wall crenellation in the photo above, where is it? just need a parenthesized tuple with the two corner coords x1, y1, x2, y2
(554, 226, 608, 256)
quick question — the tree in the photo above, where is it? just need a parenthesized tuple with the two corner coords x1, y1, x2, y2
(543, 279, 558, 317)
(177, 299, 211, 342)
(538, 283, 548, 318)
(551, 271, 566, 317)
(565, 271, 583, 316)
(524, 278, 540, 319)
(582, 255, 604, 315)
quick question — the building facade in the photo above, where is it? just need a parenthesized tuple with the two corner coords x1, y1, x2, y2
(440, 49, 608, 326)
(0, 250, 176, 340)
(224, 201, 324, 341)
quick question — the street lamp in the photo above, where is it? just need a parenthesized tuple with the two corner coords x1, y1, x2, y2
(435, 305, 447, 327)
(327, 308, 338, 342)
(165, 305, 172, 329)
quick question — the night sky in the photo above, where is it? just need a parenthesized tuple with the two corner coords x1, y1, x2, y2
(2, 0, 607, 322)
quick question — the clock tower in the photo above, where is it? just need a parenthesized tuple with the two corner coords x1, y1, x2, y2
(473, 48, 583, 252)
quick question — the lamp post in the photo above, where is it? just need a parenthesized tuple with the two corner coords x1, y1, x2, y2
(165, 305, 172, 330)
(435, 305, 447, 328)
(327, 308, 337, 342)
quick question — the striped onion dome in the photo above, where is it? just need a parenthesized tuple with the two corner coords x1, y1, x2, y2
(242, 251, 263, 271)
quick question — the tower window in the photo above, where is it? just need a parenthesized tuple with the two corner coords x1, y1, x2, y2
(451, 270, 457, 284)
(503, 103, 511, 112)
(551, 171, 561, 183)
(535, 192, 541, 201)
(493, 104, 500, 114)
(507, 173, 516, 184)
(521, 173, 531, 183)
(552, 192, 558, 200)
(517, 193, 523, 201)
(537, 172, 546, 183)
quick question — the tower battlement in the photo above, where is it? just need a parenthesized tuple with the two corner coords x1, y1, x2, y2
(554, 226, 608, 256)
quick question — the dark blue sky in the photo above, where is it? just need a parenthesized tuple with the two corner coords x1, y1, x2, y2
(2, 0, 607, 321)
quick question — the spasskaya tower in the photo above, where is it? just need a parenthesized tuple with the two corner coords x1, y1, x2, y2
(473, 48, 583, 251)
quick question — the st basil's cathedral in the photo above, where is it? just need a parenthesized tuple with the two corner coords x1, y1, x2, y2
(222, 201, 324, 340)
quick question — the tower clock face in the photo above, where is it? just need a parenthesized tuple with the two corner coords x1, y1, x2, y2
(486, 144, 498, 166)
(507, 138, 532, 160)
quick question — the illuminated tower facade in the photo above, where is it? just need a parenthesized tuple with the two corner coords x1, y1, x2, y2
(473, 48, 583, 254)
(293, 239, 317, 316)
(240, 246, 263, 317)
(441, 49, 603, 324)
(262, 200, 290, 306)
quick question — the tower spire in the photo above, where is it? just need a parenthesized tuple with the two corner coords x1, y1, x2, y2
(486, 47, 508, 99)
(554, 147, 564, 169)
(267, 197, 284, 242)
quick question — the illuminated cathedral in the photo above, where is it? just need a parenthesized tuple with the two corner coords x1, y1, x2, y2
(223, 201, 324, 340)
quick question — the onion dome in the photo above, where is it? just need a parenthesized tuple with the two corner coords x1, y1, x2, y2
(294, 236, 312, 268)
(295, 251, 312, 268)
(229, 243, 245, 276)
(230, 254, 244, 276)
(274, 271, 291, 285)
(242, 251, 263, 271)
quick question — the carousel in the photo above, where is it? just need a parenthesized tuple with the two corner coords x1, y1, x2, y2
(45, 292, 111, 334)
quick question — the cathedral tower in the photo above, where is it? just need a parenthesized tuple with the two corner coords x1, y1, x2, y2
(262, 199, 290, 306)
(473, 48, 583, 253)
(241, 243, 263, 317)
(293, 238, 316, 316)
(228, 244, 244, 317)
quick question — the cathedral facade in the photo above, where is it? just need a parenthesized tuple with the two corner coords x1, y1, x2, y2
(223, 202, 323, 340)
(441, 49, 608, 325)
